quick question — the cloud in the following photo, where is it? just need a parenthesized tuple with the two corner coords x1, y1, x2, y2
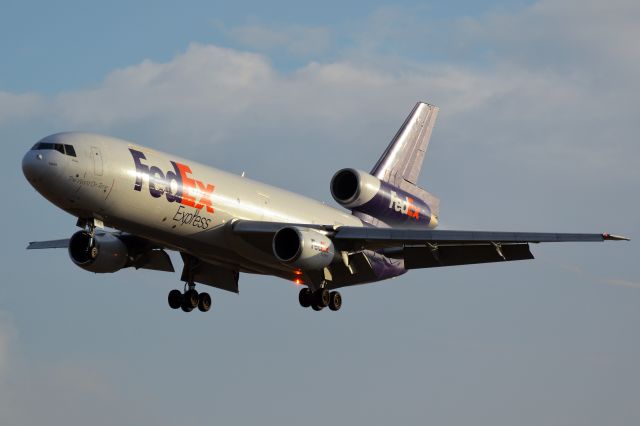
(0, 312, 168, 426)
(0, 91, 44, 125)
(1, 0, 638, 198)
(463, 0, 640, 76)
(223, 22, 331, 57)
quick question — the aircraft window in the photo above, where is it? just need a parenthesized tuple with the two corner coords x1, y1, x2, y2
(37, 142, 54, 150)
(32, 142, 77, 156)
(64, 144, 77, 157)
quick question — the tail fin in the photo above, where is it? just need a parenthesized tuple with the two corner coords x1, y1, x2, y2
(371, 102, 440, 217)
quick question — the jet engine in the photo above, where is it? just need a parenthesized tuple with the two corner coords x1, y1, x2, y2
(68, 231, 129, 273)
(330, 168, 437, 227)
(272, 227, 335, 270)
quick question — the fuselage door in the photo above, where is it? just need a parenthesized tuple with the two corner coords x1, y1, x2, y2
(91, 146, 103, 176)
(257, 192, 270, 220)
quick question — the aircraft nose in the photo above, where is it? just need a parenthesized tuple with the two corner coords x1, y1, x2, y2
(22, 149, 46, 185)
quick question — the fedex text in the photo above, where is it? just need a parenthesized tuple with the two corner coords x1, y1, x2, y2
(388, 190, 420, 220)
(130, 149, 215, 214)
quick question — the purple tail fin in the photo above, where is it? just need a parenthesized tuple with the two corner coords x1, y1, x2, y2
(368, 102, 440, 223)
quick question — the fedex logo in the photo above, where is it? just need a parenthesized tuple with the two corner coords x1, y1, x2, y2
(388, 190, 420, 220)
(129, 149, 215, 213)
(310, 239, 330, 254)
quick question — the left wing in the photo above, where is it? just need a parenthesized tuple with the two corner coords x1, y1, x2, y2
(331, 226, 629, 269)
(331, 227, 629, 248)
(232, 220, 629, 269)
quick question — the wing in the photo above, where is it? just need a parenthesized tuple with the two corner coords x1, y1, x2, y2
(331, 227, 629, 269)
(26, 233, 175, 273)
(232, 220, 629, 270)
(27, 239, 70, 249)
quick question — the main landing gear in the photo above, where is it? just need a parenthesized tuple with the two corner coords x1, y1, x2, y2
(298, 287, 342, 312)
(168, 283, 212, 313)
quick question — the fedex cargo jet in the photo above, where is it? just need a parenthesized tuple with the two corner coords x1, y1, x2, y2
(22, 102, 629, 313)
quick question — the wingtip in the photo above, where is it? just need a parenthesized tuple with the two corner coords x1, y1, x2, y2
(602, 233, 631, 241)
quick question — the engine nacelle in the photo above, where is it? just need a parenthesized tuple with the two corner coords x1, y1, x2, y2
(330, 168, 437, 227)
(272, 227, 335, 270)
(68, 231, 129, 273)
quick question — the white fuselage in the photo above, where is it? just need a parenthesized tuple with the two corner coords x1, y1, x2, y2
(22, 132, 365, 278)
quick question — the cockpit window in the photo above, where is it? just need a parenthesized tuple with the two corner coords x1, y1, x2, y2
(32, 142, 77, 157)
(64, 144, 76, 157)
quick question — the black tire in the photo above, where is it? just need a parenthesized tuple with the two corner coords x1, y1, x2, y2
(198, 292, 212, 312)
(329, 291, 342, 311)
(184, 289, 199, 309)
(314, 289, 330, 308)
(181, 301, 193, 312)
(311, 304, 323, 311)
(168, 289, 182, 309)
(298, 288, 312, 308)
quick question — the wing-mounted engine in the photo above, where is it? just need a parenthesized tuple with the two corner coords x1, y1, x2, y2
(68, 230, 174, 273)
(68, 231, 128, 273)
(272, 226, 336, 270)
(330, 168, 438, 228)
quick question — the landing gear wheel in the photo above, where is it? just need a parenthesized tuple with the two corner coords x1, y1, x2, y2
(328, 291, 342, 311)
(198, 292, 212, 312)
(168, 289, 183, 309)
(314, 289, 330, 308)
(299, 288, 312, 308)
(311, 304, 323, 311)
(183, 289, 199, 310)
(90, 245, 98, 259)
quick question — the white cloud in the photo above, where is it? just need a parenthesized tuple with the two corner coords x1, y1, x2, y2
(1, 1, 638, 191)
(0, 92, 44, 125)
(224, 22, 331, 57)
(463, 0, 640, 76)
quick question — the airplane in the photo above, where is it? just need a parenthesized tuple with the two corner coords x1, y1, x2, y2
(22, 102, 629, 313)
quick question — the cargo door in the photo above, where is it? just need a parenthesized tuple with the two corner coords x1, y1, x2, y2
(91, 146, 103, 176)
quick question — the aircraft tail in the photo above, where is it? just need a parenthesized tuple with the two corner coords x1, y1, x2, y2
(371, 102, 440, 218)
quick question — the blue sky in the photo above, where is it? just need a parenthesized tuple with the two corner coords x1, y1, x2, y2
(1, 0, 638, 425)
(1, 0, 533, 93)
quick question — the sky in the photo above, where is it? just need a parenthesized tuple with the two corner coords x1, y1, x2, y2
(0, 0, 638, 424)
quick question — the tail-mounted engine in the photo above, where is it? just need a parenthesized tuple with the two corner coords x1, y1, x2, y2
(68, 231, 129, 273)
(330, 168, 438, 227)
(272, 227, 336, 270)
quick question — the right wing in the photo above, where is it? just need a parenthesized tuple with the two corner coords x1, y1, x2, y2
(27, 239, 70, 249)
(26, 233, 175, 273)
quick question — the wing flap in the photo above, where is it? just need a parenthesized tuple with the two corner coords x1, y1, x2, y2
(403, 243, 534, 269)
